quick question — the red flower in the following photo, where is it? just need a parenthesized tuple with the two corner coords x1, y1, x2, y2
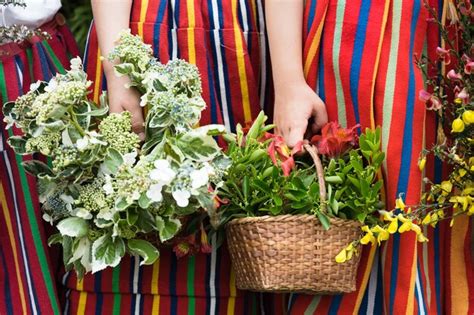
(267, 135, 303, 176)
(311, 122, 359, 158)
(200, 224, 212, 254)
(173, 234, 197, 258)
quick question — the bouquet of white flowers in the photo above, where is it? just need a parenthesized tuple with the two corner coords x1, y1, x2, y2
(3, 31, 229, 276)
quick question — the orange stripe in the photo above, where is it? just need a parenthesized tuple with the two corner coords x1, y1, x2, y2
(0, 184, 27, 314)
(450, 216, 469, 315)
(93, 48, 102, 104)
(406, 244, 418, 314)
(353, 245, 377, 313)
(303, 7, 328, 78)
(187, 0, 196, 64)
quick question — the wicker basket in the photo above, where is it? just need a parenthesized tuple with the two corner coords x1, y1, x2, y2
(225, 144, 362, 294)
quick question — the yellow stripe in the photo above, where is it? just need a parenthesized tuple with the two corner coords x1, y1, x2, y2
(369, 0, 391, 130)
(303, 7, 328, 78)
(353, 245, 377, 314)
(76, 279, 88, 315)
(227, 268, 236, 315)
(187, 0, 196, 64)
(231, 0, 252, 122)
(151, 259, 160, 313)
(0, 184, 27, 314)
(138, 0, 149, 38)
(93, 48, 102, 104)
(450, 216, 469, 315)
(406, 245, 417, 314)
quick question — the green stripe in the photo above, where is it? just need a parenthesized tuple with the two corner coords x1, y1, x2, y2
(333, 0, 348, 127)
(304, 296, 321, 315)
(42, 41, 66, 74)
(251, 293, 257, 315)
(0, 64, 61, 314)
(187, 256, 196, 315)
(26, 48, 34, 80)
(112, 266, 122, 315)
(382, 0, 402, 163)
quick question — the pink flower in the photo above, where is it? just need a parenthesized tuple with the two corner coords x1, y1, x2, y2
(267, 135, 303, 176)
(447, 69, 462, 80)
(311, 122, 359, 158)
(419, 89, 442, 110)
(436, 47, 451, 64)
(456, 88, 469, 101)
(419, 89, 432, 102)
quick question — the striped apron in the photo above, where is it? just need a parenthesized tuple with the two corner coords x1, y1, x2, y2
(288, 0, 474, 314)
(0, 15, 80, 315)
(61, 1, 280, 314)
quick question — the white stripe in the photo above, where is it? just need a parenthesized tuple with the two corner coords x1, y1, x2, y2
(209, 234, 217, 314)
(63, 289, 71, 315)
(132, 255, 142, 314)
(170, 0, 178, 60)
(256, 0, 267, 110)
(332, 0, 347, 127)
(415, 268, 426, 315)
(210, 0, 231, 131)
(239, 0, 249, 45)
(366, 248, 379, 314)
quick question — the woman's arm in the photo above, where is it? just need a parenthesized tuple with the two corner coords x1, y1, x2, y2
(266, 0, 327, 147)
(91, 0, 144, 140)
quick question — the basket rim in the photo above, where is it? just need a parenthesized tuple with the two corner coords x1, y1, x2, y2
(226, 214, 361, 227)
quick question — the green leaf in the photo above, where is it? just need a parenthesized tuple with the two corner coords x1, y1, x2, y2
(325, 175, 343, 184)
(22, 160, 54, 177)
(76, 102, 109, 117)
(2, 101, 15, 117)
(57, 217, 88, 237)
(47, 233, 63, 246)
(127, 239, 160, 265)
(114, 63, 135, 76)
(7, 136, 28, 155)
(176, 133, 220, 162)
(138, 193, 152, 209)
(91, 234, 125, 273)
(316, 212, 331, 230)
(102, 148, 124, 174)
(156, 216, 182, 242)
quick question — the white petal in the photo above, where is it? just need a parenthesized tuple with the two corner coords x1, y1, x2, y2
(75, 208, 93, 220)
(103, 182, 114, 195)
(30, 81, 41, 92)
(146, 184, 163, 202)
(131, 190, 140, 200)
(190, 169, 209, 189)
(172, 189, 191, 208)
(123, 150, 138, 165)
(76, 138, 89, 151)
(154, 159, 170, 169)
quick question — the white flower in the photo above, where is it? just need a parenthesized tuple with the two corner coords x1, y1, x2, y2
(190, 168, 209, 190)
(44, 78, 58, 93)
(76, 137, 89, 151)
(140, 93, 149, 107)
(123, 150, 138, 166)
(70, 57, 82, 71)
(60, 194, 75, 212)
(103, 176, 114, 195)
(30, 80, 41, 92)
(150, 159, 176, 185)
(172, 189, 191, 207)
(146, 183, 164, 202)
(87, 131, 107, 145)
(131, 190, 140, 201)
(42, 213, 54, 225)
(74, 208, 93, 220)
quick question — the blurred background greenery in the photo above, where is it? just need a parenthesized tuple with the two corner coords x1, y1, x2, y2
(61, 0, 92, 53)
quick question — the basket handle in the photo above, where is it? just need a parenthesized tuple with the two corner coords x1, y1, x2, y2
(303, 143, 327, 212)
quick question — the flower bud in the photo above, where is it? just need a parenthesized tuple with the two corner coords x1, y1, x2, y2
(451, 118, 465, 132)
(462, 110, 474, 125)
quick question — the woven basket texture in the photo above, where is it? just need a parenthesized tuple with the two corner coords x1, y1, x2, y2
(226, 214, 362, 294)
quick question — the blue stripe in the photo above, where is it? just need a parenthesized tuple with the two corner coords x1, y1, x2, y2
(307, 0, 317, 35)
(396, 0, 421, 196)
(374, 260, 384, 314)
(167, 3, 175, 58)
(389, 232, 401, 314)
(206, 54, 218, 124)
(205, 252, 211, 315)
(83, 22, 94, 70)
(94, 271, 103, 315)
(0, 246, 13, 315)
(317, 39, 325, 102)
(287, 293, 297, 313)
(153, 0, 168, 58)
(36, 44, 55, 80)
(416, 261, 427, 314)
(214, 247, 222, 314)
(169, 253, 178, 314)
(349, 0, 371, 126)
(217, 0, 225, 29)
(327, 294, 342, 315)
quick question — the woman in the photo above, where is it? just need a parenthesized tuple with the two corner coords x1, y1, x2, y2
(0, 1, 79, 314)
(266, 0, 473, 314)
(59, 1, 283, 314)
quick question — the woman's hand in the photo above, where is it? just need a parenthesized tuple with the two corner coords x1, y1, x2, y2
(105, 70, 145, 140)
(274, 82, 327, 147)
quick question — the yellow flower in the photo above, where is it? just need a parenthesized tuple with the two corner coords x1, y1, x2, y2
(418, 157, 427, 171)
(468, 205, 474, 215)
(451, 118, 465, 133)
(417, 233, 429, 242)
(335, 248, 347, 263)
(454, 98, 462, 104)
(346, 243, 355, 260)
(387, 218, 399, 234)
(440, 181, 453, 195)
(396, 197, 406, 211)
(422, 213, 432, 225)
(397, 214, 413, 233)
(360, 226, 376, 245)
(372, 225, 390, 245)
(462, 110, 474, 125)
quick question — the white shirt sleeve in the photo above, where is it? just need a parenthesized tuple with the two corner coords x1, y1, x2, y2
(1, 0, 62, 28)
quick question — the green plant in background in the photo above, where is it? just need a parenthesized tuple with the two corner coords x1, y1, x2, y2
(61, 0, 92, 53)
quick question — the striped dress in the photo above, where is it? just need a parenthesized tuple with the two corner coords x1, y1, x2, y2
(63, 1, 279, 314)
(0, 23, 79, 314)
(287, 0, 474, 314)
